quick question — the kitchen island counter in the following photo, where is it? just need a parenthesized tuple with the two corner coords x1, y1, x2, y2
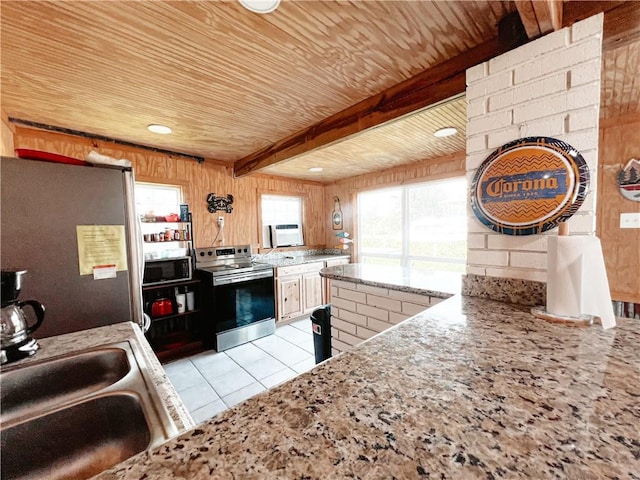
(94, 295, 639, 479)
(321, 262, 462, 299)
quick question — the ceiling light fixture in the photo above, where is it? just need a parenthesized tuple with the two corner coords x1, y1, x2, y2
(433, 127, 457, 138)
(147, 124, 173, 135)
(309, 167, 323, 172)
(239, 0, 280, 14)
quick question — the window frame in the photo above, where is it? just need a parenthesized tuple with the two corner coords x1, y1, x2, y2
(258, 190, 307, 249)
(134, 181, 185, 219)
(356, 176, 467, 272)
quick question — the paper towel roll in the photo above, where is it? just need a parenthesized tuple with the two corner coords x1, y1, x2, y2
(547, 236, 616, 329)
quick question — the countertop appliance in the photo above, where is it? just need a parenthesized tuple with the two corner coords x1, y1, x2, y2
(0, 270, 45, 364)
(0, 156, 146, 338)
(149, 297, 174, 317)
(143, 256, 192, 286)
(195, 245, 275, 351)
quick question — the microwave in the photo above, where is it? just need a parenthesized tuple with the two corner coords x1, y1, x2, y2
(143, 256, 192, 286)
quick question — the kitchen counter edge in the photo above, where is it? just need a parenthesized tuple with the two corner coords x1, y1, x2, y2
(259, 254, 350, 268)
(92, 295, 639, 479)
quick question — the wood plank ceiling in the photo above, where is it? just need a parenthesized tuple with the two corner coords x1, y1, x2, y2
(261, 96, 467, 182)
(1, 1, 637, 184)
(1, 1, 512, 177)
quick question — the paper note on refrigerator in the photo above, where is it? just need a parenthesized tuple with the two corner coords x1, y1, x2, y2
(76, 225, 127, 275)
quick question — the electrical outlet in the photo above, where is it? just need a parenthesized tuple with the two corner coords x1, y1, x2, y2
(620, 213, 640, 229)
(218, 216, 224, 227)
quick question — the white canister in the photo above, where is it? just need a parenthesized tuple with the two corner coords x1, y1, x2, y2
(186, 291, 195, 311)
(175, 293, 186, 314)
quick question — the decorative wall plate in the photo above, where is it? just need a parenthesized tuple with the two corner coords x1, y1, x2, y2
(470, 137, 590, 236)
(618, 158, 640, 202)
(207, 193, 234, 213)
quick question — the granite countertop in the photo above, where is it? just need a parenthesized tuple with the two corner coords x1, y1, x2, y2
(260, 253, 350, 268)
(94, 296, 639, 479)
(5, 322, 194, 433)
(321, 262, 461, 299)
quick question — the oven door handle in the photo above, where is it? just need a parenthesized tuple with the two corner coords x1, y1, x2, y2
(214, 271, 273, 286)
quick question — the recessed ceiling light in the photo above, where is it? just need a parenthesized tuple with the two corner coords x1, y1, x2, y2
(239, 0, 280, 14)
(434, 127, 457, 138)
(309, 167, 323, 172)
(147, 124, 172, 135)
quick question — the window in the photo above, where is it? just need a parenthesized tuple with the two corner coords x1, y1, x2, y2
(261, 194, 303, 247)
(357, 177, 467, 274)
(135, 183, 182, 219)
(135, 182, 185, 258)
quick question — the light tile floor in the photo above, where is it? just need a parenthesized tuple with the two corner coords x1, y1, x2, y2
(163, 317, 315, 425)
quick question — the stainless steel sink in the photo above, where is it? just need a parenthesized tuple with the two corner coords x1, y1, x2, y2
(0, 341, 178, 480)
(1, 347, 130, 424)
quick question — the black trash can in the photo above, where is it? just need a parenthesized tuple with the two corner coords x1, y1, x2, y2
(311, 304, 332, 364)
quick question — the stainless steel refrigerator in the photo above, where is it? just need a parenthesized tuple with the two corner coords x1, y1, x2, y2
(1, 156, 145, 338)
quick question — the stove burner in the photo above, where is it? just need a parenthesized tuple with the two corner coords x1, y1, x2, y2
(194, 245, 272, 278)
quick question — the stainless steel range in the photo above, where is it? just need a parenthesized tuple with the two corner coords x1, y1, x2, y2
(195, 245, 275, 351)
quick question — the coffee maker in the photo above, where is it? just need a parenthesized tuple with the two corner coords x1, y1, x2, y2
(1, 270, 45, 365)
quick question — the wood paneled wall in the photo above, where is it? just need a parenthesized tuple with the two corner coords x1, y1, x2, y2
(10, 124, 635, 303)
(1, 112, 15, 156)
(11, 126, 326, 251)
(323, 152, 466, 257)
(597, 120, 640, 303)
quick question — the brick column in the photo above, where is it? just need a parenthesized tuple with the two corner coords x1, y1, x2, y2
(465, 14, 603, 283)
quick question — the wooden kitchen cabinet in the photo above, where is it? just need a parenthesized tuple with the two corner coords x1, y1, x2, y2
(275, 258, 349, 322)
(302, 270, 323, 315)
(277, 275, 303, 321)
(275, 261, 323, 322)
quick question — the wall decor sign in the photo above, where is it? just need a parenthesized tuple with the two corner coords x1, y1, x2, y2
(207, 193, 234, 213)
(332, 196, 343, 230)
(470, 136, 590, 236)
(617, 158, 640, 202)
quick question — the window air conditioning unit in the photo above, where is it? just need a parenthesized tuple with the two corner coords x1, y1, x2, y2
(269, 224, 303, 247)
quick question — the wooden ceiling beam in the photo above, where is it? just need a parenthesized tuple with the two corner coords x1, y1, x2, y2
(602, 2, 640, 51)
(516, 0, 562, 39)
(534, 0, 563, 33)
(518, 1, 638, 50)
(515, 1, 542, 38)
(562, 1, 625, 27)
(234, 2, 639, 179)
(233, 35, 519, 178)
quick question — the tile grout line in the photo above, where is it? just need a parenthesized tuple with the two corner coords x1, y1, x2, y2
(200, 337, 300, 402)
(171, 321, 315, 415)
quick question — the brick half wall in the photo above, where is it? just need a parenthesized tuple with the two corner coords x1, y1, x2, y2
(328, 279, 448, 355)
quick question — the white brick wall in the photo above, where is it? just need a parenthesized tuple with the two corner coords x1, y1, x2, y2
(328, 280, 447, 355)
(465, 14, 603, 282)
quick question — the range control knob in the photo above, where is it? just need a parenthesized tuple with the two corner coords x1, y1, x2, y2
(199, 251, 205, 256)
(208, 251, 213, 256)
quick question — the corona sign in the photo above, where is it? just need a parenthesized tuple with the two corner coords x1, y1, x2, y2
(470, 137, 590, 236)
